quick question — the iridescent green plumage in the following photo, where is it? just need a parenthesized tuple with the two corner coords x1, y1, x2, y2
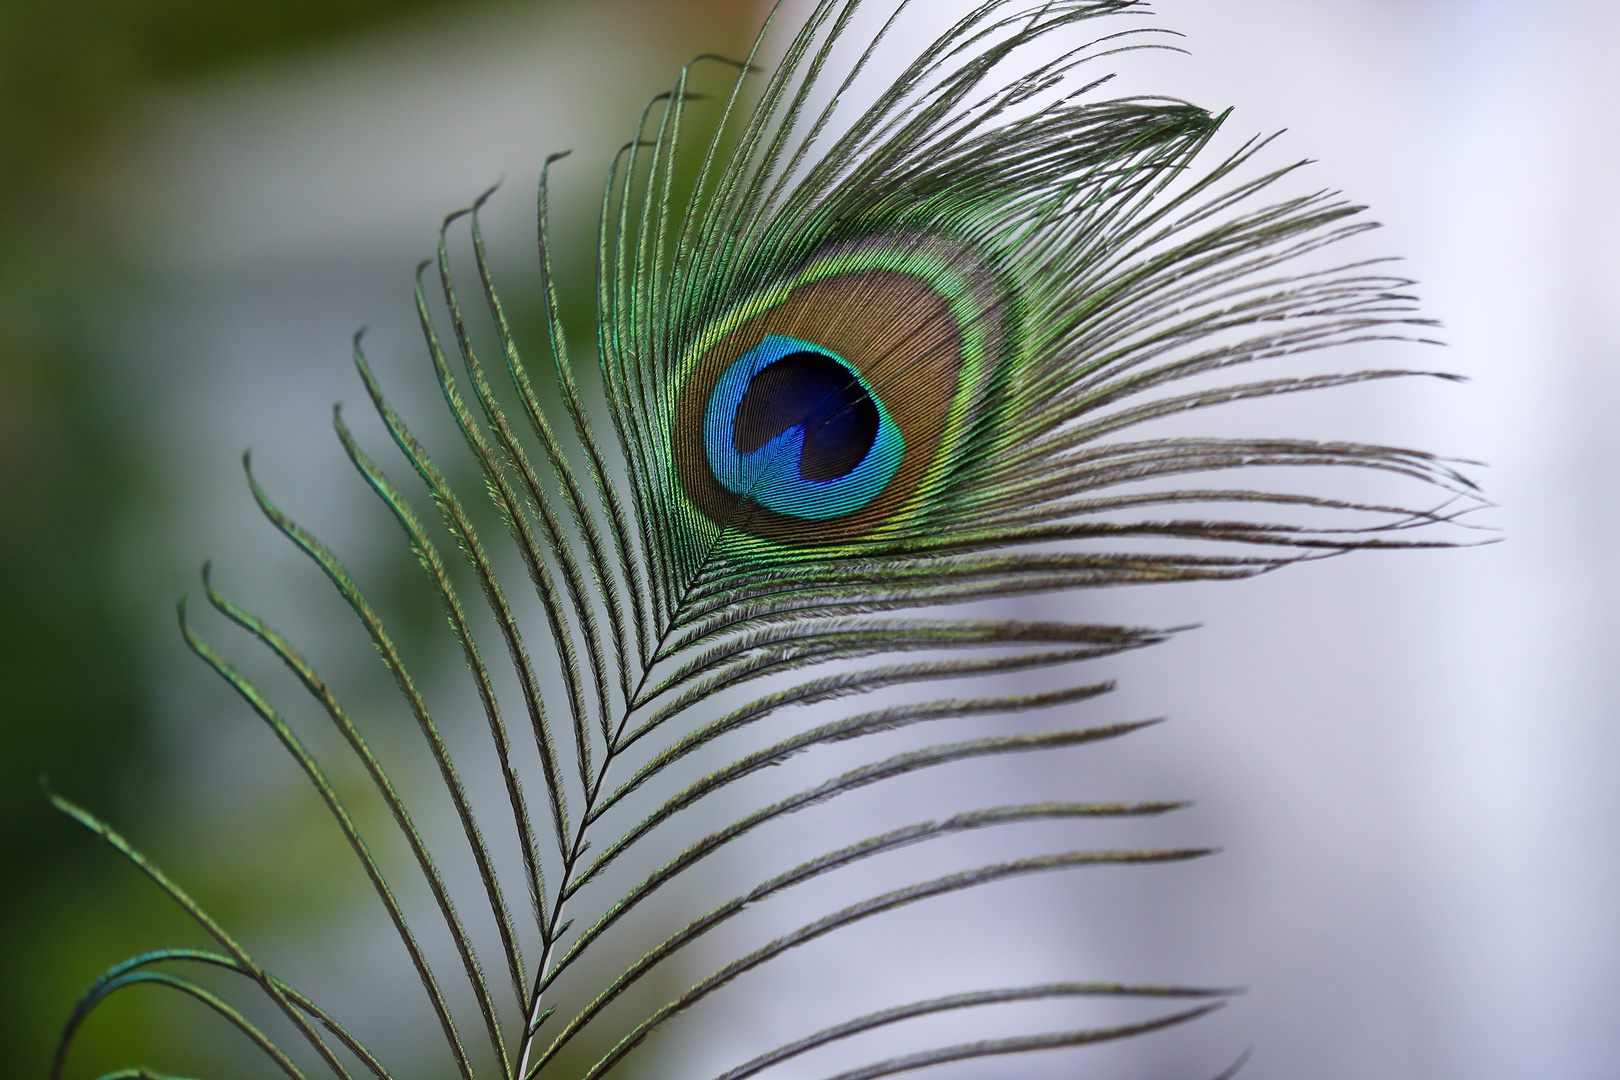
(49, 2, 1472, 1078)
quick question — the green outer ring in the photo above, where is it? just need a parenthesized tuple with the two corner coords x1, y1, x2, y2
(671, 237, 1007, 559)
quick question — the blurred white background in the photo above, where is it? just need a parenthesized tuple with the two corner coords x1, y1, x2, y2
(92, 1, 1620, 1078)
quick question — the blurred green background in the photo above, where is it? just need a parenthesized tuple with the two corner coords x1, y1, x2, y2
(0, 1, 752, 1075)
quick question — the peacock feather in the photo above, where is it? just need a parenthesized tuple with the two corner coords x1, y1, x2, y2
(49, 1, 1474, 1078)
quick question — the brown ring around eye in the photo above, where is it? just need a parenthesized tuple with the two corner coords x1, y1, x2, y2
(675, 269, 966, 545)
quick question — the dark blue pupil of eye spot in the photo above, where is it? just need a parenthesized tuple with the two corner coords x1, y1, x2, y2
(732, 351, 880, 482)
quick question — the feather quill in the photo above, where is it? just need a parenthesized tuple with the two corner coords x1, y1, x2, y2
(50, 2, 1473, 1078)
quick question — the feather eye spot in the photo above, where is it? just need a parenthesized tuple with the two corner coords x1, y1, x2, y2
(674, 238, 1010, 548)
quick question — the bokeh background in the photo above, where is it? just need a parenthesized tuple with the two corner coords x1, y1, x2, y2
(2, 1, 1616, 1078)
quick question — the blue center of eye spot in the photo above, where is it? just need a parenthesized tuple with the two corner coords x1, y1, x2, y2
(703, 334, 905, 520)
